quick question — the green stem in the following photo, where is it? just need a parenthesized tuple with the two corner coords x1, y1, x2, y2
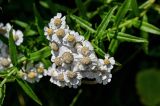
(0, 68, 17, 87)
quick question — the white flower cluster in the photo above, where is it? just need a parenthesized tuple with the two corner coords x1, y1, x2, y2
(0, 23, 24, 71)
(44, 13, 116, 88)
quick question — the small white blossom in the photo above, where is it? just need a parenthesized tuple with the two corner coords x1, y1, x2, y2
(49, 13, 66, 29)
(12, 29, 23, 46)
(44, 26, 53, 41)
(63, 30, 84, 47)
(0, 57, 12, 71)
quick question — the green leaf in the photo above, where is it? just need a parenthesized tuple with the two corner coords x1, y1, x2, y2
(108, 39, 119, 56)
(0, 84, 6, 106)
(69, 89, 82, 106)
(112, 32, 148, 43)
(70, 15, 96, 33)
(9, 28, 18, 66)
(140, 15, 149, 54)
(115, 0, 131, 26)
(33, 4, 45, 37)
(16, 78, 42, 105)
(92, 41, 105, 57)
(28, 46, 51, 61)
(75, 0, 87, 18)
(95, 6, 117, 39)
(136, 69, 160, 106)
(12, 20, 28, 28)
(133, 20, 160, 35)
(131, 0, 139, 16)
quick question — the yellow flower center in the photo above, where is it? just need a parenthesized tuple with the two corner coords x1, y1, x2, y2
(0, 58, 10, 67)
(47, 28, 53, 35)
(50, 42, 59, 51)
(80, 56, 91, 65)
(81, 46, 89, 56)
(62, 52, 74, 64)
(67, 34, 75, 42)
(27, 72, 37, 79)
(67, 71, 77, 79)
(54, 18, 62, 26)
(56, 74, 64, 81)
(37, 67, 44, 74)
(55, 29, 65, 37)
(54, 57, 63, 66)
(104, 59, 110, 65)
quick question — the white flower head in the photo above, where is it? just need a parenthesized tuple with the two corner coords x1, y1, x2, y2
(63, 30, 84, 47)
(99, 54, 115, 72)
(12, 30, 24, 46)
(77, 40, 94, 56)
(35, 62, 47, 77)
(44, 26, 53, 41)
(96, 71, 112, 85)
(23, 68, 40, 83)
(4, 23, 12, 38)
(0, 57, 12, 71)
(64, 70, 82, 88)
(74, 52, 98, 71)
(49, 13, 66, 29)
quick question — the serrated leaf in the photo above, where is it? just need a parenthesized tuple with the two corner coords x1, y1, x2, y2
(0, 84, 6, 106)
(108, 39, 119, 56)
(70, 15, 96, 33)
(9, 29, 18, 66)
(28, 46, 51, 61)
(133, 20, 160, 35)
(115, 0, 131, 26)
(131, 0, 139, 16)
(16, 78, 42, 105)
(95, 6, 117, 39)
(136, 69, 160, 106)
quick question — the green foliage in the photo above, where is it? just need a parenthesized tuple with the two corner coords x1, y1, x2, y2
(0, 84, 6, 106)
(9, 29, 18, 66)
(136, 69, 160, 106)
(16, 78, 42, 105)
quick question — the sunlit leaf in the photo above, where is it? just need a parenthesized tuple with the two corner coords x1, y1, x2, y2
(95, 6, 117, 39)
(133, 20, 160, 35)
(108, 39, 119, 56)
(28, 46, 51, 61)
(70, 15, 96, 33)
(16, 78, 42, 105)
(136, 69, 160, 106)
(115, 0, 131, 26)
(12, 20, 28, 28)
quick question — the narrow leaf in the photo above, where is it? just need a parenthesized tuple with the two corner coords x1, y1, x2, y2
(33, 4, 45, 37)
(70, 15, 96, 33)
(115, 0, 131, 26)
(28, 46, 51, 61)
(69, 89, 82, 106)
(133, 20, 160, 35)
(92, 41, 105, 57)
(12, 20, 28, 28)
(108, 39, 119, 56)
(0, 84, 6, 106)
(95, 6, 117, 39)
(131, 0, 139, 16)
(9, 28, 18, 66)
(16, 78, 42, 105)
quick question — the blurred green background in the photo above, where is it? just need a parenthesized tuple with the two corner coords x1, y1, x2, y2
(1, 0, 160, 106)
